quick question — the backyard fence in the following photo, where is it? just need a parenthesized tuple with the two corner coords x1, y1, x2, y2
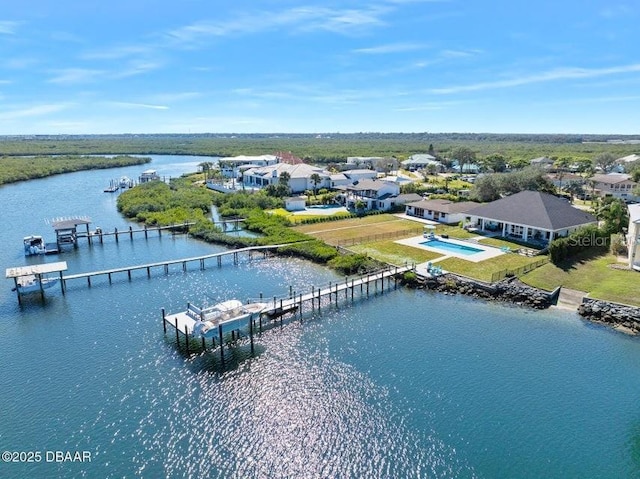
(329, 227, 423, 247)
(490, 257, 549, 282)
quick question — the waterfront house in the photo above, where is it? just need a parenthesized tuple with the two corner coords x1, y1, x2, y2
(242, 163, 331, 193)
(465, 190, 597, 245)
(591, 173, 639, 202)
(628, 204, 640, 271)
(219, 155, 279, 178)
(342, 179, 401, 211)
(405, 199, 478, 225)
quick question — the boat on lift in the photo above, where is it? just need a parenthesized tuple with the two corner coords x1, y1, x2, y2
(189, 299, 267, 338)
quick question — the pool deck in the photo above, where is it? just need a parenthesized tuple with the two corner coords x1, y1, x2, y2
(395, 234, 505, 263)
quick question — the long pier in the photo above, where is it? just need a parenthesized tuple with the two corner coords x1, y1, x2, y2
(80, 222, 195, 245)
(162, 264, 414, 361)
(60, 244, 293, 290)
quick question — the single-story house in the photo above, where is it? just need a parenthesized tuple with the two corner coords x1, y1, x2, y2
(465, 190, 597, 245)
(285, 196, 307, 212)
(401, 154, 441, 172)
(628, 204, 640, 271)
(219, 155, 279, 178)
(591, 173, 638, 202)
(405, 199, 478, 225)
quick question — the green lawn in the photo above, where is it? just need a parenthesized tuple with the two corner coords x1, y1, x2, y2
(349, 240, 444, 266)
(270, 208, 352, 224)
(436, 253, 545, 282)
(520, 251, 640, 306)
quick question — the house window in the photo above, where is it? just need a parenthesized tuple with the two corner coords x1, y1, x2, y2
(413, 207, 424, 217)
(510, 224, 524, 237)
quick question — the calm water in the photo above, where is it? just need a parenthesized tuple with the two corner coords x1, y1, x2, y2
(1, 156, 640, 478)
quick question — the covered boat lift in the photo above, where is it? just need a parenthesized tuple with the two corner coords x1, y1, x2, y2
(6, 261, 68, 304)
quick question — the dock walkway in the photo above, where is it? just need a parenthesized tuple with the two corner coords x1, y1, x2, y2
(61, 243, 295, 288)
(163, 264, 414, 358)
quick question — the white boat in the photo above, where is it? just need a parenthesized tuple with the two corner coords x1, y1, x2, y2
(13, 274, 58, 294)
(119, 176, 132, 188)
(24, 235, 47, 255)
(191, 300, 267, 338)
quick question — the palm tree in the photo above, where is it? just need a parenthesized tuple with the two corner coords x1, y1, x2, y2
(199, 161, 214, 181)
(310, 173, 322, 197)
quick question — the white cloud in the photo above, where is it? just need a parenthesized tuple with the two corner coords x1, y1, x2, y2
(107, 101, 169, 110)
(0, 103, 70, 121)
(113, 60, 163, 78)
(148, 91, 202, 103)
(353, 42, 427, 54)
(166, 5, 388, 45)
(0, 21, 20, 35)
(81, 44, 153, 61)
(47, 68, 105, 85)
(429, 63, 640, 94)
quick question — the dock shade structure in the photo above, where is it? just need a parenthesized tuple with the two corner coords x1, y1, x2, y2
(6, 261, 68, 304)
(48, 216, 92, 250)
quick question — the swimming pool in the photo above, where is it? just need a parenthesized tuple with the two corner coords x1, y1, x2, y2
(420, 238, 483, 255)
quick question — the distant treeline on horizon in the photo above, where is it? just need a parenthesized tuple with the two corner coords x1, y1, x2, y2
(1, 132, 639, 162)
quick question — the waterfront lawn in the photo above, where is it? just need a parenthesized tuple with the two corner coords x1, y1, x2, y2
(270, 208, 352, 224)
(520, 251, 640, 306)
(293, 214, 422, 244)
(436, 254, 546, 282)
(349, 240, 444, 266)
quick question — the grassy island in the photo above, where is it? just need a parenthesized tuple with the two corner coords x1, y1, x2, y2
(0, 155, 150, 185)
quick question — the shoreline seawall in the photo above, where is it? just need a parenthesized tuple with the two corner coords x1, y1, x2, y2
(411, 272, 640, 335)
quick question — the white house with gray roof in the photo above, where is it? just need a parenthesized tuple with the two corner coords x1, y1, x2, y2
(591, 173, 638, 202)
(401, 154, 441, 171)
(342, 179, 401, 211)
(406, 199, 478, 225)
(218, 155, 279, 178)
(465, 190, 597, 245)
(242, 163, 331, 193)
(628, 204, 640, 271)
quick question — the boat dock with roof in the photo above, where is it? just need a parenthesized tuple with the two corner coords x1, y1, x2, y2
(5, 262, 68, 304)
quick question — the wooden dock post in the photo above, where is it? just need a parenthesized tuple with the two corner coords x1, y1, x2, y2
(129, 226, 133, 240)
(162, 308, 167, 334)
(249, 313, 255, 354)
(114, 227, 119, 243)
(218, 325, 224, 364)
(108, 272, 112, 284)
(144, 224, 148, 239)
(329, 282, 332, 303)
(185, 325, 189, 355)
(174, 317, 179, 347)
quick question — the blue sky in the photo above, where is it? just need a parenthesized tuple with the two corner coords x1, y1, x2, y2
(1, 0, 639, 135)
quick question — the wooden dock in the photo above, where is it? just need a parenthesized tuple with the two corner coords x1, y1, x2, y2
(60, 243, 298, 289)
(162, 264, 414, 361)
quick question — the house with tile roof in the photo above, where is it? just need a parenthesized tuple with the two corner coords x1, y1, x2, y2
(465, 190, 597, 245)
(405, 199, 478, 225)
